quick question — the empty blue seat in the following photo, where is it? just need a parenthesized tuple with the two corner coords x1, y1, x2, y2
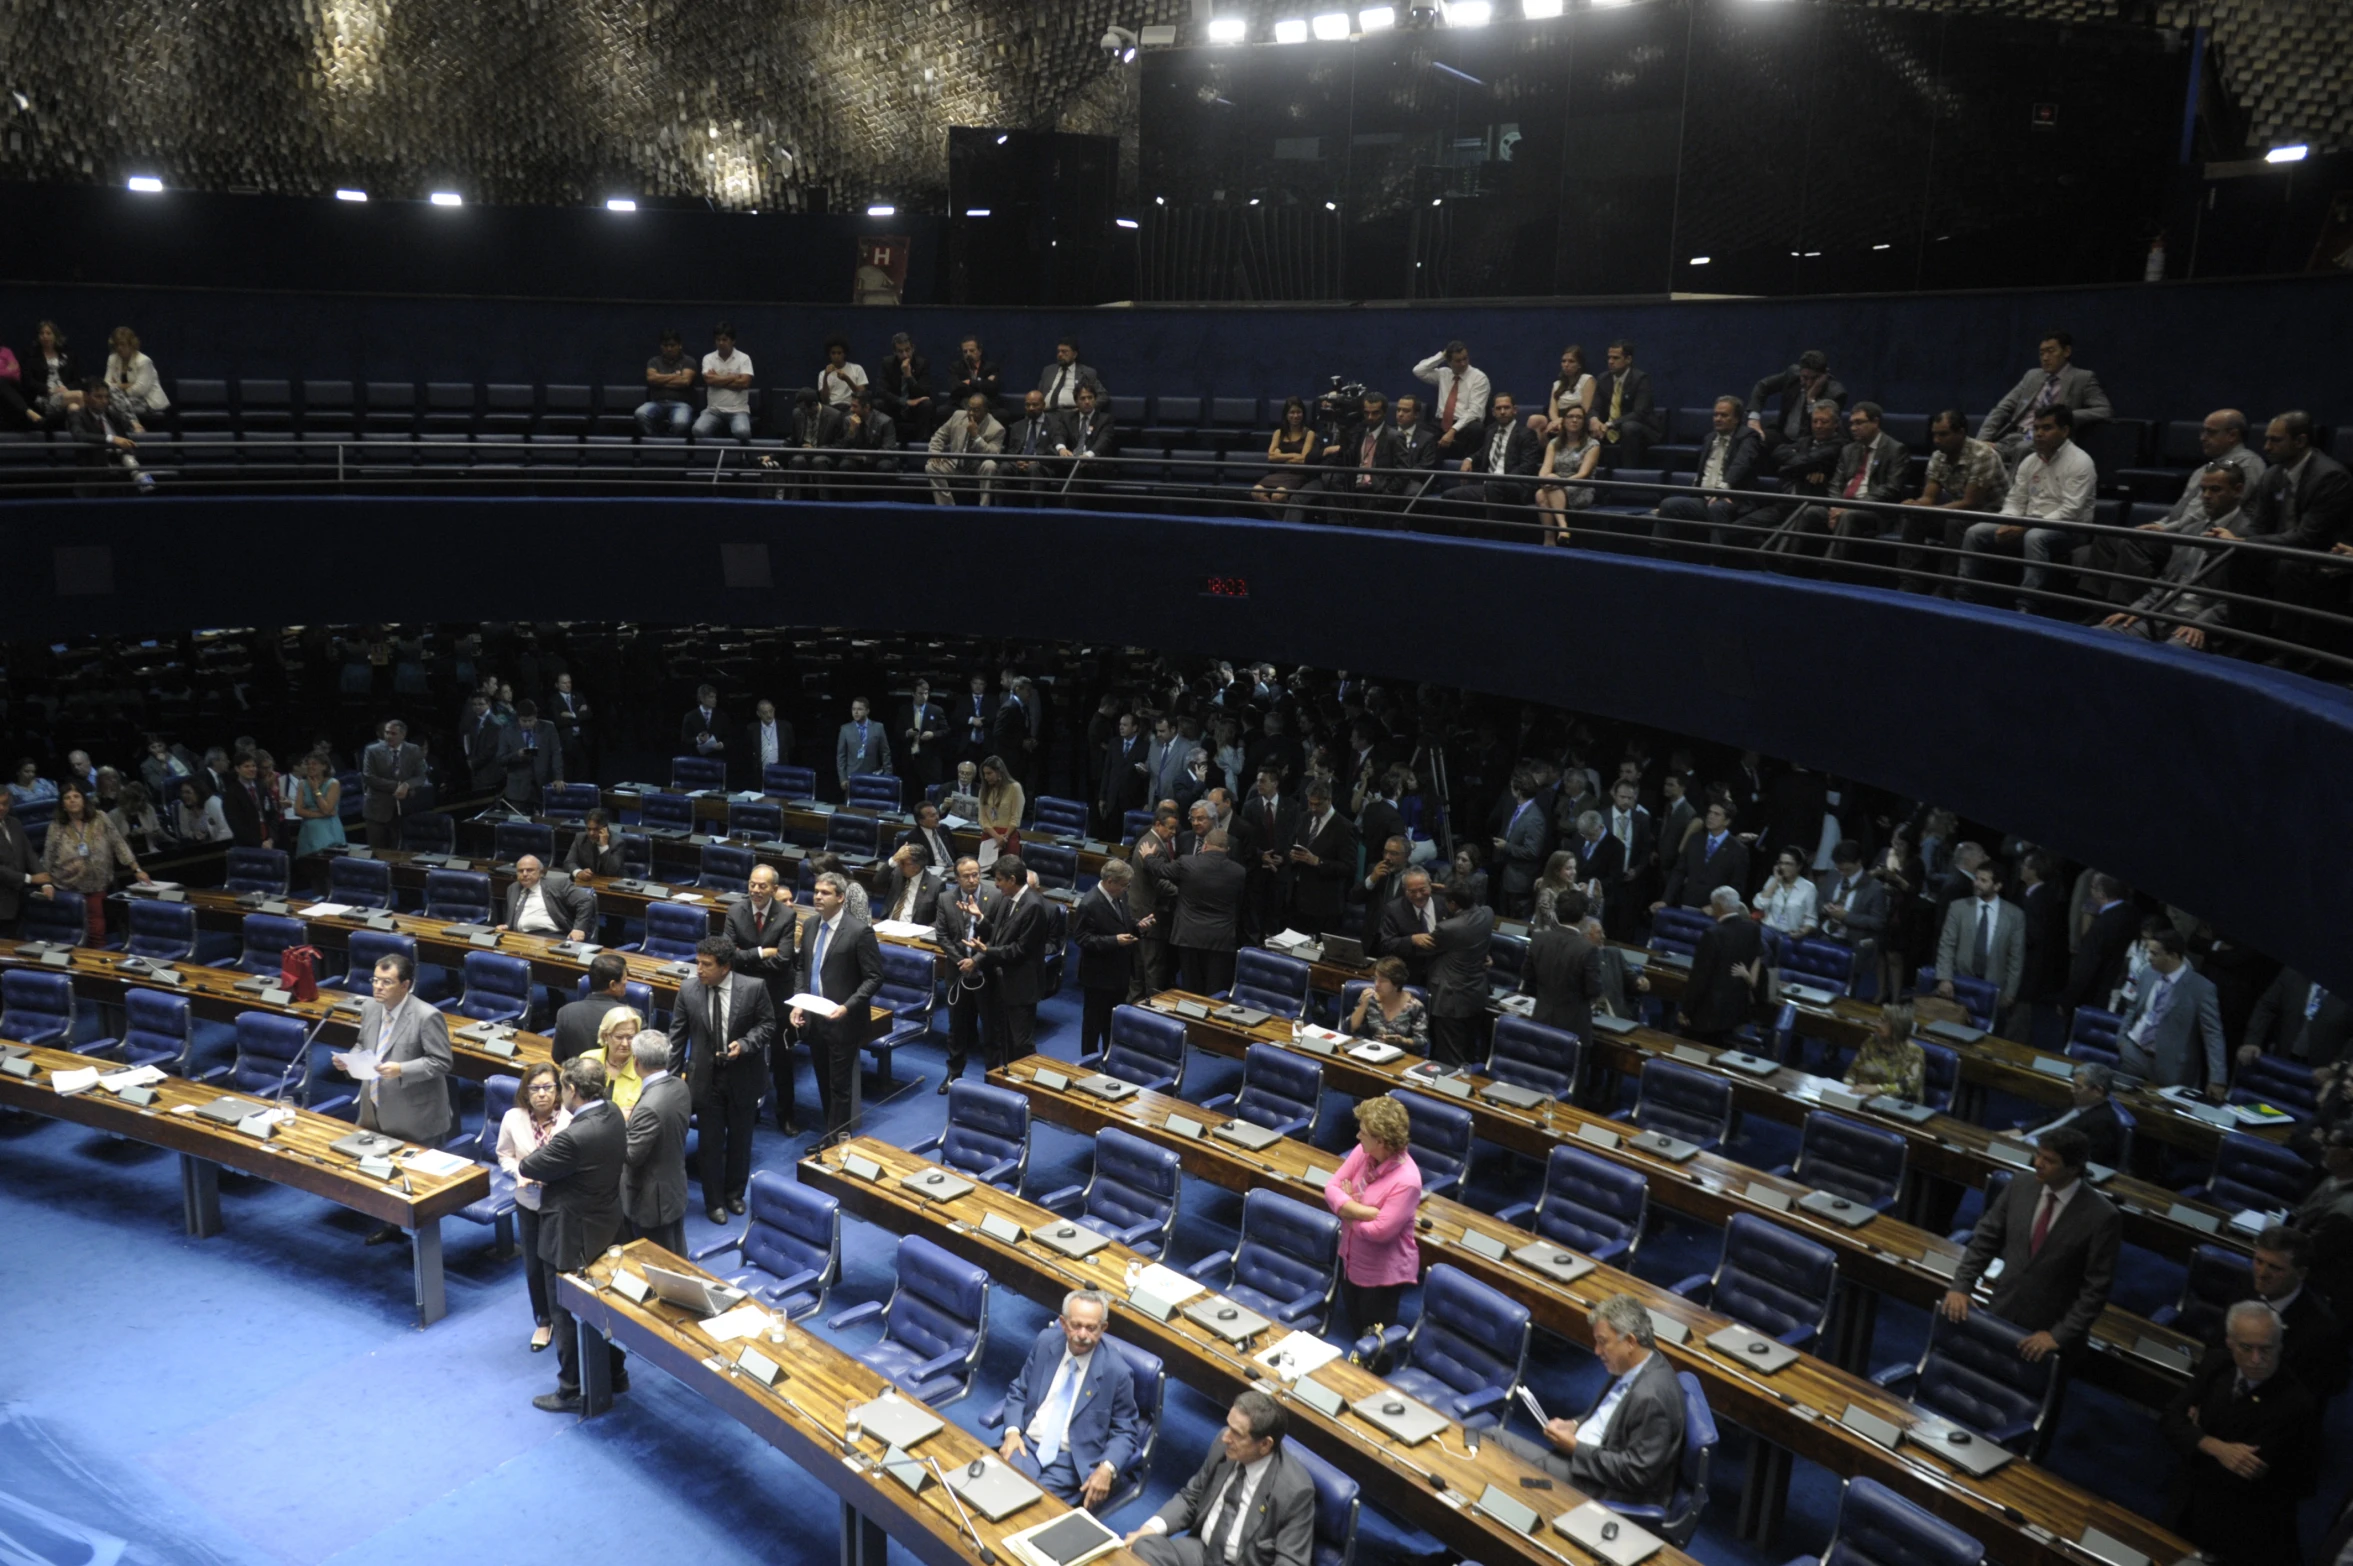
(86, 986, 193, 1070)
(436, 950, 532, 1026)
(638, 793, 695, 832)
(699, 843, 756, 894)
(630, 900, 709, 961)
(123, 898, 198, 960)
(672, 756, 726, 792)
(0, 969, 76, 1046)
(824, 812, 881, 860)
(2232, 1053, 2319, 1119)
(326, 855, 394, 910)
(225, 846, 291, 894)
(1291, 1440, 1361, 1566)
(1783, 1110, 1909, 1212)
(1357, 1263, 1529, 1427)
(19, 888, 84, 947)
(863, 943, 937, 1084)
(1914, 965, 1997, 1030)
(1781, 936, 1857, 997)
(1497, 1143, 1649, 1265)
(1627, 1057, 1735, 1150)
(729, 799, 784, 839)
(696, 1169, 841, 1318)
(400, 813, 457, 854)
(424, 869, 494, 924)
(1024, 841, 1078, 891)
(1225, 947, 1311, 1021)
(203, 1010, 336, 1111)
(1185, 1187, 1342, 1329)
(2187, 1131, 2318, 1212)
(2153, 1243, 2254, 1344)
(1085, 1003, 1188, 1093)
(1673, 1212, 1839, 1350)
(1650, 905, 1712, 958)
(1781, 1475, 1985, 1566)
(847, 775, 902, 813)
(542, 782, 601, 822)
(1038, 1126, 1185, 1258)
(1398, 1088, 1474, 1200)
(494, 821, 555, 865)
(212, 912, 305, 977)
(763, 764, 817, 801)
(1031, 796, 1089, 836)
(453, 1074, 521, 1254)
(1486, 1015, 1581, 1100)
(827, 1234, 991, 1404)
(1872, 1305, 2060, 1455)
(1201, 1041, 1323, 1140)
(911, 1081, 1031, 1189)
(2066, 1005, 2123, 1066)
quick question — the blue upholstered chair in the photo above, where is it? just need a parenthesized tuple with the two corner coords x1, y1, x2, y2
(697, 1169, 841, 1318)
(400, 813, 457, 854)
(1615, 1373, 1718, 1547)
(847, 774, 902, 813)
(325, 855, 394, 910)
(1354, 1264, 1529, 1428)
(1486, 1015, 1581, 1100)
(630, 901, 709, 961)
(868, 943, 939, 1083)
(1185, 1188, 1342, 1329)
(84, 986, 192, 1069)
(1624, 1057, 1735, 1151)
(699, 843, 757, 893)
(1224, 948, 1312, 1021)
(728, 799, 784, 840)
(1024, 841, 1078, 891)
(2153, 1244, 2255, 1344)
(326, 930, 418, 992)
(980, 1338, 1166, 1516)
(763, 764, 817, 801)
(435, 951, 532, 1026)
(123, 898, 199, 960)
(1672, 1212, 1839, 1350)
(671, 755, 726, 792)
(1290, 1441, 1362, 1566)
(1913, 965, 1997, 1030)
(20, 889, 86, 947)
(1497, 1143, 1649, 1265)
(452, 1074, 521, 1254)
(2186, 1132, 2318, 1212)
(825, 812, 882, 860)
(224, 846, 291, 895)
(639, 792, 696, 831)
(211, 912, 305, 977)
(2066, 1006, 2124, 1067)
(1030, 796, 1089, 836)
(1782, 1110, 1909, 1212)
(910, 1081, 1031, 1190)
(1398, 1088, 1475, 1200)
(1083, 1004, 1188, 1093)
(423, 869, 494, 923)
(493, 821, 555, 865)
(1200, 1042, 1323, 1140)
(827, 1234, 990, 1404)
(1781, 1476, 1985, 1566)
(1872, 1306, 2061, 1456)
(542, 783, 601, 822)
(1038, 1126, 1183, 1257)
(0, 969, 77, 1046)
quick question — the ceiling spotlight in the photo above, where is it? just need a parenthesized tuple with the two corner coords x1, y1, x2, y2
(1116, 217, 1140, 228)
(1155, 194, 1166, 205)
(607, 198, 638, 211)
(1360, 5, 1395, 26)
(1102, 25, 1138, 59)
(1324, 200, 1338, 210)
(1207, 15, 1247, 40)
(995, 134, 1009, 144)
(335, 188, 367, 202)
(1431, 196, 1443, 205)
(867, 203, 896, 216)
(126, 175, 164, 193)
(965, 207, 992, 217)
(9, 90, 27, 111)
(1449, 0, 1492, 24)
(1871, 241, 1891, 250)
(1274, 18, 1308, 41)
(1524, 0, 1563, 15)
(1312, 11, 1351, 37)
(1688, 255, 1710, 265)
(2266, 143, 2309, 163)
(1249, 197, 1261, 205)
(430, 191, 462, 206)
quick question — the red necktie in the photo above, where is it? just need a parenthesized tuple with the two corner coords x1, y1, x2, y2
(2030, 1190, 2056, 1257)
(1441, 378, 1458, 427)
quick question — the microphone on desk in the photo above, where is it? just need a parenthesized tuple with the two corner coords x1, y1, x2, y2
(922, 1456, 998, 1564)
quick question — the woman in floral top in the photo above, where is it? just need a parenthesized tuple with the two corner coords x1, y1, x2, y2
(1844, 1000, 1927, 1103)
(41, 783, 148, 940)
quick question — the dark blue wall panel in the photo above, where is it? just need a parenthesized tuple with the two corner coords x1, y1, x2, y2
(7, 492, 2350, 989)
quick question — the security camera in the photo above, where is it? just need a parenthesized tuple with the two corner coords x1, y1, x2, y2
(1101, 25, 1138, 61)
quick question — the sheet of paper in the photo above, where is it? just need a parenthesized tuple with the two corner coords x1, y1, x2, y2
(1300, 1024, 1351, 1045)
(1135, 1263, 1203, 1306)
(872, 920, 937, 940)
(340, 1048, 381, 1081)
(669, 890, 708, 903)
(399, 1148, 471, 1178)
(101, 1064, 168, 1090)
(1268, 928, 1315, 950)
(700, 1304, 772, 1342)
(787, 992, 845, 1019)
(300, 902, 356, 918)
(51, 1066, 100, 1096)
(1254, 1330, 1342, 1379)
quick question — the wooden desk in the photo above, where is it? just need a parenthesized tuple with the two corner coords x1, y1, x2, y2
(0, 936, 556, 1084)
(598, 787, 1132, 876)
(988, 1058, 2201, 1412)
(0, 1039, 486, 1324)
(1629, 951, 2286, 1161)
(558, 1239, 1142, 1566)
(304, 848, 730, 934)
(799, 1139, 1704, 1566)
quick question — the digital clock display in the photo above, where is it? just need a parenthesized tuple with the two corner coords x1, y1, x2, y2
(1201, 576, 1251, 598)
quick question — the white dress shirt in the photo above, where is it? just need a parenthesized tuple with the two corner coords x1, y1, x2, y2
(1412, 351, 1491, 435)
(1582, 1351, 1653, 1444)
(1145, 1452, 1276, 1559)
(758, 721, 782, 766)
(513, 884, 560, 934)
(1999, 440, 2098, 524)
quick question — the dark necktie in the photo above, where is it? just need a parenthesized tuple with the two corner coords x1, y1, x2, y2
(1203, 1470, 1244, 1557)
(1974, 903, 1992, 974)
(708, 984, 724, 1056)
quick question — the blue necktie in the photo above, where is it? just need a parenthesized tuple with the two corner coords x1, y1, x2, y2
(812, 920, 832, 989)
(1034, 1355, 1080, 1466)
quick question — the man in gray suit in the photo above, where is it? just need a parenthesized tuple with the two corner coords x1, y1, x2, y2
(1428, 880, 1496, 1068)
(1126, 1389, 1314, 1566)
(2116, 926, 2227, 1095)
(359, 718, 425, 850)
(498, 855, 598, 942)
(332, 950, 454, 1242)
(621, 1031, 691, 1257)
(1816, 840, 1887, 991)
(1945, 1126, 2121, 1362)
(1976, 331, 2113, 467)
(1491, 768, 1548, 917)
(1933, 860, 2025, 1022)
(1037, 337, 1109, 417)
(1494, 1293, 1687, 1506)
(834, 696, 892, 797)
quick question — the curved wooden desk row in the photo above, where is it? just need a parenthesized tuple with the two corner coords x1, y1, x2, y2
(0, 1037, 486, 1324)
(798, 1138, 1712, 1566)
(558, 1240, 1143, 1566)
(967, 1072, 2195, 1566)
(596, 787, 1130, 876)
(1630, 953, 2289, 1162)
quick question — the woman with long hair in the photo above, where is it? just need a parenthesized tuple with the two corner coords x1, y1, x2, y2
(1251, 396, 1319, 514)
(497, 1060, 573, 1352)
(42, 783, 150, 940)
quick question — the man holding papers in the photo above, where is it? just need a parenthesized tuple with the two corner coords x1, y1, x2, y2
(998, 1288, 1142, 1509)
(1126, 1390, 1314, 1566)
(790, 870, 883, 1145)
(332, 951, 453, 1244)
(1492, 1294, 1685, 1507)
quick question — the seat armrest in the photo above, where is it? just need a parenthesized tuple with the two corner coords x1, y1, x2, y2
(1272, 1294, 1323, 1325)
(759, 1267, 821, 1301)
(1614, 1502, 1668, 1525)
(1494, 1200, 1537, 1227)
(1200, 1092, 1237, 1114)
(977, 1157, 1019, 1189)
(1868, 1362, 1918, 1391)
(1772, 1323, 1818, 1349)
(828, 1300, 886, 1332)
(1769, 1162, 1795, 1178)
(1183, 1253, 1235, 1287)
(1668, 1273, 1711, 1301)
(1075, 1051, 1106, 1072)
(912, 1342, 977, 1381)
(1113, 1217, 1163, 1246)
(1590, 1237, 1632, 1266)
(1456, 1384, 1510, 1421)
(978, 1397, 1008, 1432)
(690, 1235, 746, 1263)
(909, 1133, 945, 1158)
(1036, 1184, 1082, 1213)
(1352, 1324, 1410, 1362)
(192, 1062, 231, 1082)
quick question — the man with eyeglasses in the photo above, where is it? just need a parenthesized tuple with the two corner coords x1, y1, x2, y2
(332, 953, 454, 1243)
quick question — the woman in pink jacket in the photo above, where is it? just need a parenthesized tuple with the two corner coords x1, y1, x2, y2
(1324, 1092, 1423, 1337)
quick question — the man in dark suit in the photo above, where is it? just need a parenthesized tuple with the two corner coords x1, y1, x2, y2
(742, 698, 795, 788)
(1440, 392, 1543, 534)
(620, 1031, 691, 1257)
(1299, 391, 1399, 525)
(523, 1055, 630, 1411)
(1816, 839, 1887, 991)
(834, 696, 891, 796)
(552, 953, 631, 1064)
(680, 935, 780, 1221)
(680, 683, 729, 766)
(1933, 860, 2025, 1021)
(954, 672, 997, 772)
(498, 855, 597, 942)
(1385, 393, 1447, 519)
(1000, 388, 1063, 501)
(999, 1289, 1146, 1510)
(1593, 779, 1657, 939)
(2013, 850, 2071, 1042)
(1054, 383, 1122, 504)
(772, 388, 844, 496)
(900, 801, 959, 886)
(2060, 873, 2138, 1017)
(937, 856, 1003, 1086)
(219, 749, 279, 849)
(992, 676, 1034, 781)
(1098, 711, 1150, 837)
(2116, 925, 2227, 1094)
(968, 856, 1046, 1066)
(1428, 880, 1495, 1068)
(2160, 1299, 2319, 1564)
(1373, 868, 1441, 988)
(726, 864, 803, 1132)
(494, 702, 562, 810)
(1747, 350, 1847, 454)
(1655, 799, 1749, 913)
(2247, 410, 2353, 660)
(1680, 887, 1763, 1047)
(0, 789, 52, 937)
(1493, 1293, 1686, 1507)
(834, 387, 903, 498)
(1945, 1127, 2122, 1362)
(461, 696, 505, 795)
(1652, 396, 1766, 559)
(1595, 340, 1657, 466)
(1125, 1390, 1315, 1566)
(1283, 782, 1356, 938)
(1359, 832, 1414, 925)
(1238, 770, 1300, 940)
(359, 718, 425, 850)
(1073, 859, 1143, 1060)
(898, 679, 946, 792)
(875, 842, 943, 926)
(1129, 807, 1180, 1000)
(1138, 828, 1247, 997)
(793, 870, 884, 1142)
(2239, 1224, 2350, 1398)
(1523, 891, 1601, 1042)
(2244, 966, 2353, 1072)
(2021, 1061, 2129, 1168)
(546, 672, 592, 780)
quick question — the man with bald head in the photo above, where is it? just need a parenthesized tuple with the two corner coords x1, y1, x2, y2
(2076, 408, 2265, 604)
(498, 855, 597, 942)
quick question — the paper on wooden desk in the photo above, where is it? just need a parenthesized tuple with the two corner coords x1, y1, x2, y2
(700, 1304, 773, 1342)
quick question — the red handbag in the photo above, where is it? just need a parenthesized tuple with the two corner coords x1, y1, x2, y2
(280, 944, 322, 1003)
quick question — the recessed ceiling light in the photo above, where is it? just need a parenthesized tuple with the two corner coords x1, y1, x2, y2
(335, 188, 367, 202)
(1688, 255, 1710, 265)
(606, 198, 637, 211)
(1312, 12, 1351, 37)
(1274, 18, 1308, 41)
(1525, 0, 1564, 16)
(2266, 143, 2309, 163)
(965, 207, 992, 217)
(1360, 5, 1395, 26)
(1116, 217, 1140, 228)
(1208, 16, 1247, 40)
(126, 175, 164, 193)
(1449, 1, 1492, 25)
(867, 204, 896, 216)
(430, 191, 462, 206)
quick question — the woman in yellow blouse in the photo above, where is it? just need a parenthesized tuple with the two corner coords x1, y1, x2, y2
(1844, 1000, 1927, 1103)
(582, 1006, 647, 1112)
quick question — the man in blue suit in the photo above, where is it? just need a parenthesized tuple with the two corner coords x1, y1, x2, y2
(997, 1288, 1144, 1510)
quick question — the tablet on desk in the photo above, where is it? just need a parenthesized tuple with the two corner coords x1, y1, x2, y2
(1006, 1508, 1122, 1566)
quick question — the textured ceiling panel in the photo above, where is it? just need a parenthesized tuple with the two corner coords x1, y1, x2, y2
(0, 0, 2336, 210)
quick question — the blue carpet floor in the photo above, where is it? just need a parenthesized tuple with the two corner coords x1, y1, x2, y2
(6, 975, 2350, 1566)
